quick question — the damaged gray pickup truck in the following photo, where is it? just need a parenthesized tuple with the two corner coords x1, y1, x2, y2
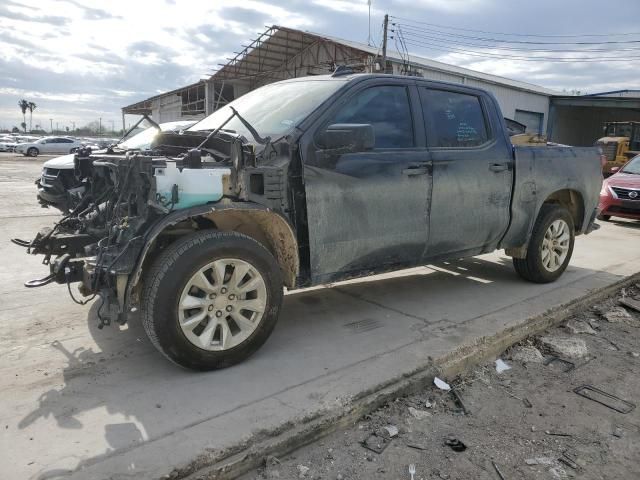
(14, 72, 602, 370)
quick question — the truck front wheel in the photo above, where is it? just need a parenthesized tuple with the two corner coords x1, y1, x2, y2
(141, 230, 283, 370)
(513, 204, 575, 283)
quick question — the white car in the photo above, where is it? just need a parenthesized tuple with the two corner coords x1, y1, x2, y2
(0, 139, 19, 152)
(16, 136, 82, 156)
(38, 120, 196, 211)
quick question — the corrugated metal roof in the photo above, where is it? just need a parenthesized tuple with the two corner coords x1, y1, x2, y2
(310, 32, 557, 97)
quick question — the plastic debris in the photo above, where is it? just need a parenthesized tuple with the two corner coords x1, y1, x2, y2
(495, 359, 511, 373)
(434, 377, 451, 390)
(297, 465, 310, 478)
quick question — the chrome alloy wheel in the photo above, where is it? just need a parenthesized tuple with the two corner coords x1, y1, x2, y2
(540, 219, 570, 272)
(178, 258, 267, 351)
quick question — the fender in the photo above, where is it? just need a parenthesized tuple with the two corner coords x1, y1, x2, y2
(125, 200, 300, 309)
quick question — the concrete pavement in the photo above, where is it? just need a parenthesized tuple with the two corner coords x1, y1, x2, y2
(1, 156, 639, 480)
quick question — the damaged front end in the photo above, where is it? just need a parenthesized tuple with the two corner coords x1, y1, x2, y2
(13, 122, 293, 328)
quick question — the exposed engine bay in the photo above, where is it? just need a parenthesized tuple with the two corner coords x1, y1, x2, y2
(13, 117, 294, 328)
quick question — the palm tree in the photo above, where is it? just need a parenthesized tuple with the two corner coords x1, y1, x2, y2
(18, 99, 29, 132)
(27, 102, 37, 132)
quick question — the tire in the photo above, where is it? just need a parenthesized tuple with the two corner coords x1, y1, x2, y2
(27, 147, 38, 157)
(141, 230, 283, 370)
(513, 204, 575, 284)
(597, 214, 611, 221)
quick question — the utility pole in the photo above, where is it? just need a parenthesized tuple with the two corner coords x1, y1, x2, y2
(381, 14, 389, 74)
(367, 0, 372, 46)
(49, 118, 53, 133)
(99, 117, 102, 136)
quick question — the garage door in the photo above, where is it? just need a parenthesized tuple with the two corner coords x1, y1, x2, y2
(515, 109, 544, 134)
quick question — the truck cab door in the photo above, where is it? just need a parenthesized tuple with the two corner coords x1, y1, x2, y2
(301, 81, 432, 285)
(419, 86, 513, 257)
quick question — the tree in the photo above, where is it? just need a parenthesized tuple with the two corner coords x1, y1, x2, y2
(12, 126, 19, 133)
(27, 102, 37, 132)
(18, 99, 29, 132)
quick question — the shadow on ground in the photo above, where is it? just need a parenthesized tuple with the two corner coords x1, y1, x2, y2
(21, 256, 624, 480)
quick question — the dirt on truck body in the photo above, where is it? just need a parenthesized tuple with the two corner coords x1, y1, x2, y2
(14, 72, 603, 370)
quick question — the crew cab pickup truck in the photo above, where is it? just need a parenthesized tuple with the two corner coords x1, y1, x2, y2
(14, 73, 602, 370)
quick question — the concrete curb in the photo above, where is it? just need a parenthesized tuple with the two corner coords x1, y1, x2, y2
(176, 271, 640, 480)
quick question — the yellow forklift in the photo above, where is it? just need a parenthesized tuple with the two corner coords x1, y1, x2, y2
(595, 121, 640, 175)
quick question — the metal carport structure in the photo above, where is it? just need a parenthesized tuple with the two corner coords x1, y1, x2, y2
(549, 92, 640, 146)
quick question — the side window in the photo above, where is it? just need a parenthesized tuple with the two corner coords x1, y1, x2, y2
(61, 138, 74, 143)
(422, 89, 489, 148)
(331, 85, 414, 149)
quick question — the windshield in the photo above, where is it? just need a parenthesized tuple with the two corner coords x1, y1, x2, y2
(189, 79, 345, 138)
(118, 126, 160, 150)
(621, 155, 640, 174)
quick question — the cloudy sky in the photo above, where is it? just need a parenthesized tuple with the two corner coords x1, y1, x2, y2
(1, 0, 639, 131)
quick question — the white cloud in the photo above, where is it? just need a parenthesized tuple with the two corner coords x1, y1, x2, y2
(0, 0, 637, 130)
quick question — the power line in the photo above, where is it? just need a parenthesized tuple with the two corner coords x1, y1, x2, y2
(401, 38, 640, 62)
(395, 28, 640, 53)
(390, 15, 640, 38)
(395, 22, 640, 45)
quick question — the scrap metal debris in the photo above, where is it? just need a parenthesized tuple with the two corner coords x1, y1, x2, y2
(544, 356, 576, 373)
(558, 450, 580, 471)
(574, 385, 636, 414)
(450, 389, 470, 415)
(492, 460, 506, 480)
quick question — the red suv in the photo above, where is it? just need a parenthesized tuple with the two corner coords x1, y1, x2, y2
(598, 155, 640, 221)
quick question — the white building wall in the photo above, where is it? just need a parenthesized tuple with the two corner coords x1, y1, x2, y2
(465, 80, 550, 132)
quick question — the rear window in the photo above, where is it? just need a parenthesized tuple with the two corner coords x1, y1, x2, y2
(421, 89, 489, 148)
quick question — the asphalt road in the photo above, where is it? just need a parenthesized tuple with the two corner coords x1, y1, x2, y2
(1, 155, 639, 480)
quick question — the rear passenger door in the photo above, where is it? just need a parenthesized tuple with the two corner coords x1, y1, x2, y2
(302, 80, 432, 284)
(45, 138, 64, 153)
(420, 87, 513, 258)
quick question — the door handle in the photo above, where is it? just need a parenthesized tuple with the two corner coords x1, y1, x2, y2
(489, 163, 509, 172)
(402, 166, 429, 176)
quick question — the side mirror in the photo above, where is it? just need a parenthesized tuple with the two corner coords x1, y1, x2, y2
(319, 123, 375, 152)
(610, 166, 620, 173)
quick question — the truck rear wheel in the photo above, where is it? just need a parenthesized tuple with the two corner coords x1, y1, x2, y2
(513, 204, 575, 283)
(141, 230, 283, 370)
